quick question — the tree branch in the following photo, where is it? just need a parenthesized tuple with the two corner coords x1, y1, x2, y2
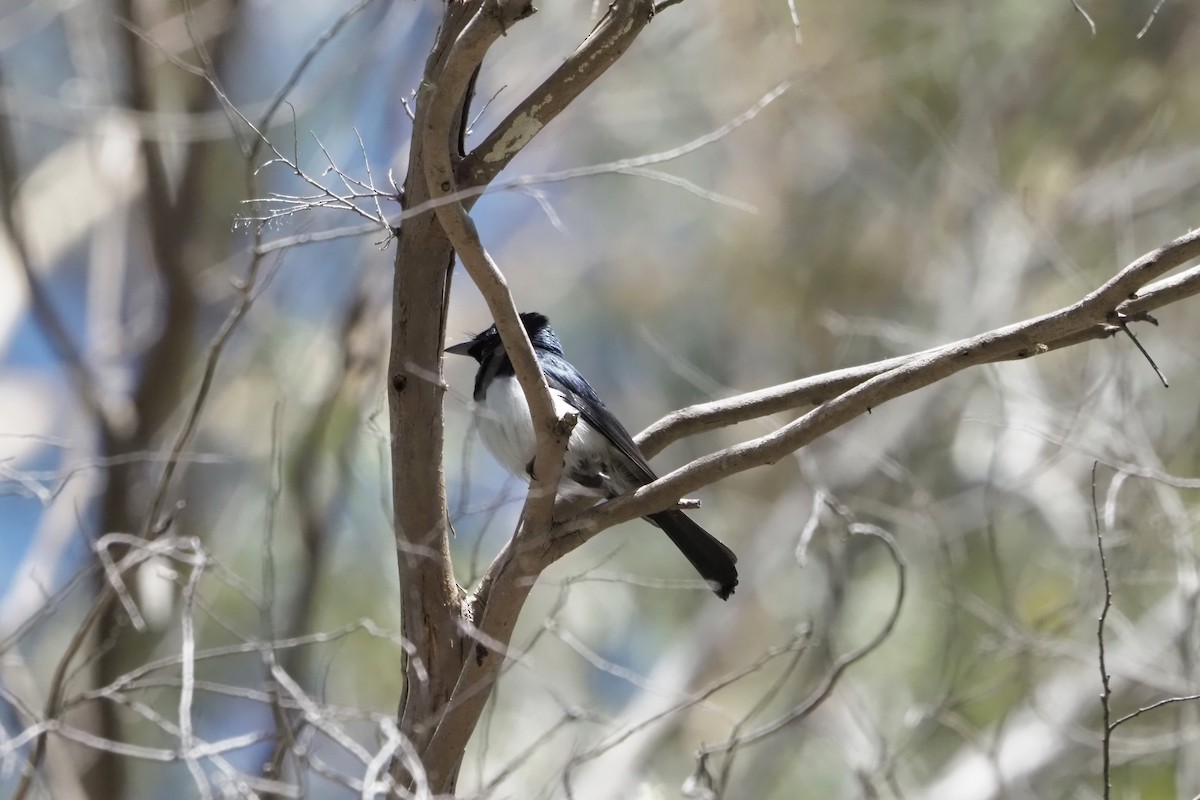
(0, 61, 125, 437)
(552, 228, 1200, 544)
(457, 0, 655, 187)
(387, 9, 476, 790)
(423, 0, 577, 540)
(636, 230, 1200, 457)
(416, 0, 585, 790)
(389, 0, 658, 791)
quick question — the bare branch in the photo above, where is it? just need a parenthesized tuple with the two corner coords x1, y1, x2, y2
(1137, 0, 1168, 38)
(545, 228, 1200, 548)
(1071, 0, 1097, 37)
(457, 0, 655, 187)
(252, 0, 382, 154)
(415, 0, 579, 789)
(388, 0, 660, 792)
(695, 523, 905, 765)
(420, 0, 571, 547)
(637, 239, 1200, 458)
(1094, 464, 1114, 798)
(0, 62, 127, 436)
(256, 77, 789, 254)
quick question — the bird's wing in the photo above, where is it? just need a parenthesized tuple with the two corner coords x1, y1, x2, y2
(541, 357, 657, 485)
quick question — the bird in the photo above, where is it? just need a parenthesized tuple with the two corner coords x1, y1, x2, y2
(446, 311, 738, 599)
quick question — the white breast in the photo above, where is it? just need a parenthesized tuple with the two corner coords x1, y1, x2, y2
(474, 376, 609, 501)
(474, 375, 538, 477)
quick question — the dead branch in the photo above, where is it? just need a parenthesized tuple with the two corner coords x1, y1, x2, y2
(561, 228, 1200, 538)
(637, 239, 1200, 456)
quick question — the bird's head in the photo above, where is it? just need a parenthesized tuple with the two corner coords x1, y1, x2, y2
(445, 311, 563, 362)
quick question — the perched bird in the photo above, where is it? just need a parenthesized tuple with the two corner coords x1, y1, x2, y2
(446, 311, 738, 599)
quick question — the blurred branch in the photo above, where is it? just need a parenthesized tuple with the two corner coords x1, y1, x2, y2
(1093, 462, 1200, 797)
(16, 1, 288, 795)
(1137, 0, 1167, 38)
(695, 523, 905, 797)
(564, 627, 812, 797)
(83, 0, 219, 792)
(551, 493, 815, 800)
(262, 289, 381, 790)
(920, 509, 1199, 799)
(1070, 0, 1097, 37)
(0, 62, 124, 436)
(257, 75, 788, 254)
(251, 0, 381, 155)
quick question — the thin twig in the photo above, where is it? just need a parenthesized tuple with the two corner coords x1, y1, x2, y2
(1093, 462, 1113, 799)
(177, 543, 211, 799)
(1137, 0, 1168, 38)
(252, 0, 382, 155)
(697, 522, 905, 759)
(1117, 321, 1168, 387)
(1071, 0, 1097, 36)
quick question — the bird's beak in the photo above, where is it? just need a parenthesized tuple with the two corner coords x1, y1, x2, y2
(444, 341, 474, 357)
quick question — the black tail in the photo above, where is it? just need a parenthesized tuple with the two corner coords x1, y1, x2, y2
(647, 511, 738, 600)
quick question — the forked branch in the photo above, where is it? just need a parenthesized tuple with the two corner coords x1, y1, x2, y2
(557, 228, 1200, 541)
(389, 0, 658, 792)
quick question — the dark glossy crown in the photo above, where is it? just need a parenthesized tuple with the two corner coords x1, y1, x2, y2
(449, 311, 561, 362)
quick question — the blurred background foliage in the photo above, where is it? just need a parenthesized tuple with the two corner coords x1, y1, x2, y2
(2, 0, 1200, 798)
